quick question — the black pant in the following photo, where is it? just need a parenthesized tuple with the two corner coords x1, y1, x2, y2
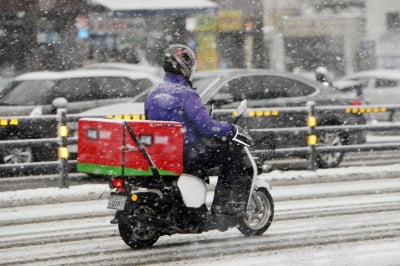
(183, 141, 254, 207)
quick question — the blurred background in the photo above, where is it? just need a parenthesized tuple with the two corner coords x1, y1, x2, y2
(0, 0, 397, 79)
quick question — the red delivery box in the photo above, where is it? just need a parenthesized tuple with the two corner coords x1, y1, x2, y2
(77, 118, 184, 176)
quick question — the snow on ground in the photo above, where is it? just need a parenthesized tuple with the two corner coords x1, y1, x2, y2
(1, 163, 400, 208)
(1, 163, 400, 266)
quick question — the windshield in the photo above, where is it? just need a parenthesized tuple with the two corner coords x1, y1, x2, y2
(133, 76, 221, 103)
(1, 80, 56, 105)
(130, 87, 152, 102)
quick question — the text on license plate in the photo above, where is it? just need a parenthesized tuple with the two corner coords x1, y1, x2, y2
(107, 195, 127, 210)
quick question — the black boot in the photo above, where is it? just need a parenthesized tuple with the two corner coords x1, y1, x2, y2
(221, 174, 252, 218)
(212, 186, 247, 217)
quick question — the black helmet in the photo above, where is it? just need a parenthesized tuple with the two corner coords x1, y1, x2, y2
(163, 44, 196, 81)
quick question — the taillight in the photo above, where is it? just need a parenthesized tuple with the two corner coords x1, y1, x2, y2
(350, 99, 362, 106)
(110, 178, 125, 192)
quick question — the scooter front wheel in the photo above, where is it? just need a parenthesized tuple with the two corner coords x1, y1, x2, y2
(237, 187, 274, 236)
(118, 205, 160, 249)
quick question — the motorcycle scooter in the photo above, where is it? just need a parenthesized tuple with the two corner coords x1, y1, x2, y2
(77, 100, 274, 249)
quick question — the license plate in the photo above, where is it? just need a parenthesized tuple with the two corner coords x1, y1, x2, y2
(107, 194, 127, 210)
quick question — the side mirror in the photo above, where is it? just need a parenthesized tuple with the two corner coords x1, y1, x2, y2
(232, 99, 248, 124)
(236, 99, 248, 117)
(52, 97, 68, 109)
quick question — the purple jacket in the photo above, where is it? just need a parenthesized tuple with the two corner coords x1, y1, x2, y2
(144, 73, 233, 145)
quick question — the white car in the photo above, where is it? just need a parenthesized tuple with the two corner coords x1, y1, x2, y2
(0, 69, 161, 116)
(0, 68, 161, 164)
(334, 69, 400, 121)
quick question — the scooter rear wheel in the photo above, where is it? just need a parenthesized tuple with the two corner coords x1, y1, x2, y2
(118, 205, 160, 249)
(237, 187, 274, 236)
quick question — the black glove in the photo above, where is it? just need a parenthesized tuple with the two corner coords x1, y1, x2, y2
(230, 124, 253, 147)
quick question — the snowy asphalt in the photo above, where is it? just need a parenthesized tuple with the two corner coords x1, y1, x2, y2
(1, 163, 400, 208)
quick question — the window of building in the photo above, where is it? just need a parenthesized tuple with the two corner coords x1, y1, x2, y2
(386, 12, 400, 31)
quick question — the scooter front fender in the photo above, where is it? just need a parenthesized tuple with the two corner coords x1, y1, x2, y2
(254, 178, 272, 191)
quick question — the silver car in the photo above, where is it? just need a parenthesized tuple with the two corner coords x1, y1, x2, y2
(335, 69, 400, 121)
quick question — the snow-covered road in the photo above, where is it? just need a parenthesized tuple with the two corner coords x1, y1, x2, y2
(1, 164, 400, 265)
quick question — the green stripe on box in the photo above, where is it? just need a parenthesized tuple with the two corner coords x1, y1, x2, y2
(77, 162, 179, 176)
(77, 162, 123, 176)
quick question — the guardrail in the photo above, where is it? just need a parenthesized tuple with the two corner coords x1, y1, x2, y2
(248, 102, 400, 169)
(0, 102, 400, 187)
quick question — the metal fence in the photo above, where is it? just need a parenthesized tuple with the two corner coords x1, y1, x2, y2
(1, 102, 400, 187)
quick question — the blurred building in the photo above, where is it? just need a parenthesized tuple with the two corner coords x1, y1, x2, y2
(365, 0, 400, 69)
(0, 0, 89, 74)
(85, 0, 218, 67)
(0, 0, 221, 73)
(263, 0, 366, 77)
(86, 0, 265, 70)
(3, 0, 399, 77)
(263, 0, 400, 76)
(208, 0, 265, 69)
(0, 0, 265, 74)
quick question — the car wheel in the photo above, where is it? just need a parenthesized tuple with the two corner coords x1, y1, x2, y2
(316, 131, 344, 168)
(390, 110, 400, 122)
(1, 146, 33, 164)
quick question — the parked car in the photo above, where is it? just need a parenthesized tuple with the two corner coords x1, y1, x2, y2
(0, 69, 161, 164)
(334, 69, 400, 121)
(77, 69, 366, 168)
